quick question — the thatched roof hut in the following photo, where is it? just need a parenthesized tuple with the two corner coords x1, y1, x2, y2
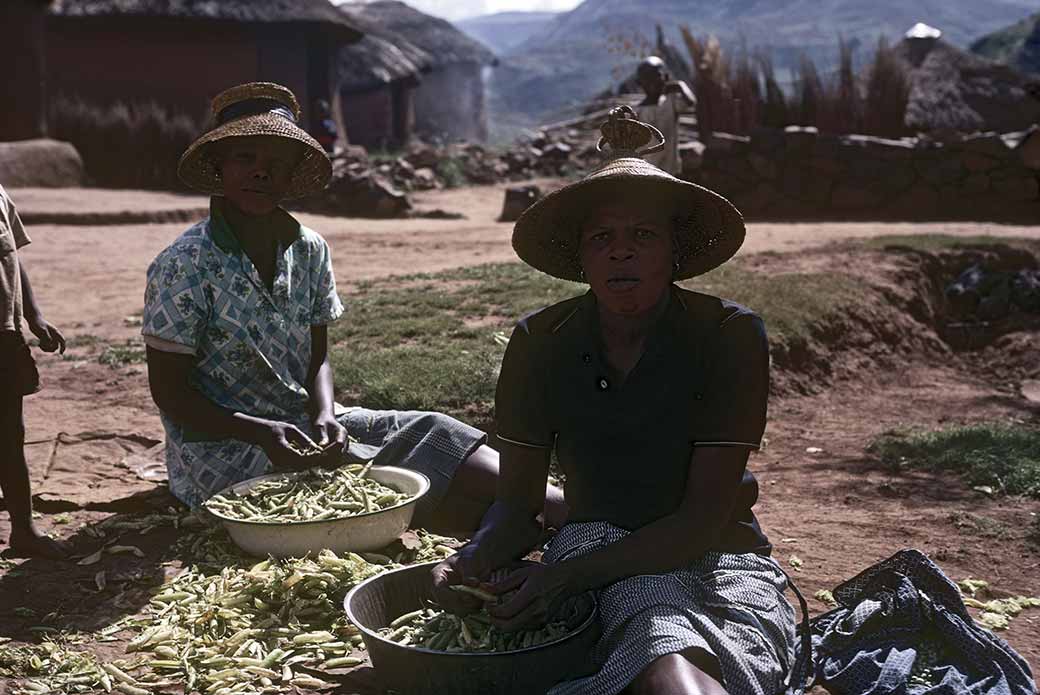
(896, 28, 1040, 134)
(343, 1, 496, 142)
(47, 0, 361, 39)
(346, 1, 495, 70)
(336, 9, 432, 148)
(41, 0, 363, 133)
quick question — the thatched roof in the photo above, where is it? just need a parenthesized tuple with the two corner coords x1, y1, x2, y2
(337, 6, 431, 92)
(896, 35, 1040, 133)
(343, 1, 495, 68)
(971, 12, 1040, 76)
(47, 0, 363, 40)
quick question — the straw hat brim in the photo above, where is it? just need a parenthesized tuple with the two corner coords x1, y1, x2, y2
(512, 157, 746, 282)
(177, 113, 331, 200)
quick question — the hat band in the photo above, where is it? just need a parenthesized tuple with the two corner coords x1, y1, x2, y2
(217, 98, 297, 125)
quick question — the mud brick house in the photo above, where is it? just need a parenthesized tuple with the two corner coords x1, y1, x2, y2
(337, 8, 431, 150)
(0, 0, 363, 141)
(344, 1, 496, 143)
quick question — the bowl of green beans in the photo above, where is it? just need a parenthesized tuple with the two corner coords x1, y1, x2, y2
(344, 561, 599, 694)
(204, 463, 429, 558)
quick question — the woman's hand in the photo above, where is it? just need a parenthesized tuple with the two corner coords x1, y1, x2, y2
(431, 547, 488, 615)
(311, 411, 348, 455)
(256, 419, 321, 469)
(487, 562, 574, 632)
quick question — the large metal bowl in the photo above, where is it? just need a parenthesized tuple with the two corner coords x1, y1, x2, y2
(206, 466, 429, 558)
(344, 562, 600, 695)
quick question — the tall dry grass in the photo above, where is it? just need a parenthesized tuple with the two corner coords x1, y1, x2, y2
(680, 28, 911, 137)
(49, 95, 204, 190)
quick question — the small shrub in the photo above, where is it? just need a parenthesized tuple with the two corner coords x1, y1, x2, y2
(434, 157, 466, 188)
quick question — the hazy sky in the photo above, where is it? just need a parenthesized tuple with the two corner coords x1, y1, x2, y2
(341, 0, 583, 22)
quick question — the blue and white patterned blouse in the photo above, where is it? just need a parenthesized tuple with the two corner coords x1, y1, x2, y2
(142, 199, 344, 508)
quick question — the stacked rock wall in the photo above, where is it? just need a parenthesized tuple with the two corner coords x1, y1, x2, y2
(684, 126, 1040, 222)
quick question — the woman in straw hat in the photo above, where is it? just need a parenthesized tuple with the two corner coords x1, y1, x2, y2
(143, 82, 565, 531)
(433, 107, 798, 694)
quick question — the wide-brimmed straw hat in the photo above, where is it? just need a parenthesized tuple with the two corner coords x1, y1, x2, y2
(178, 82, 332, 199)
(512, 106, 745, 282)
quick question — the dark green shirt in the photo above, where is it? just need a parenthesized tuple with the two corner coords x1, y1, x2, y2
(495, 286, 772, 555)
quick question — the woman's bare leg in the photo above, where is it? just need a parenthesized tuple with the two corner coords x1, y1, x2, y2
(625, 648, 727, 695)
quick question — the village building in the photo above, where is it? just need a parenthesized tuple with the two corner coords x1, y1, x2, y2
(336, 10, 432, 150)
(0, 0, 362, 142)
(343, 1, 497, 143)
(897, 23, 1040, 134)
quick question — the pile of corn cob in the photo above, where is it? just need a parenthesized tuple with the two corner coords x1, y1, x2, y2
(204, 463, 412, 522)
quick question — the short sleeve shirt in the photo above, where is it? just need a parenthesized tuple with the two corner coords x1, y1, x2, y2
(0, 185, 32, 332)
(141, 199, 344, 507)
(495, 287, 772, 555)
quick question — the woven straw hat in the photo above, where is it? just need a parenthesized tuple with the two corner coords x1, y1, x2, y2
(513, 106, 745, 282)
(178, 82, 332, 199)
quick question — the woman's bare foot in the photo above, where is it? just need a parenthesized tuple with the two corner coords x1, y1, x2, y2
(8, 526, 72, 559)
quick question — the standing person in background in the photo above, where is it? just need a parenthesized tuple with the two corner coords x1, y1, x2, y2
(310, 98, 339, 154)
(0, 184, 68, 558)
(635, 56, 696, 176)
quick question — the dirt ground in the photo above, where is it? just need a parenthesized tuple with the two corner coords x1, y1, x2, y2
(2, 180, 1039, 692)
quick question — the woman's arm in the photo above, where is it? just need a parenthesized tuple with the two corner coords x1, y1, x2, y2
(306, 324, 347, 449)
(488, 445, 748, 630)
(146, 347, 316, 467)
(431, 441, 551, 611)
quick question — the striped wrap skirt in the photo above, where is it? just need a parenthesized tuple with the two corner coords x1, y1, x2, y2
(544, 522, 796, 695)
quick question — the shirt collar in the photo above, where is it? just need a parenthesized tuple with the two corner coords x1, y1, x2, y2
(208, 196, 303, 255)
(575, 285, 684, 342)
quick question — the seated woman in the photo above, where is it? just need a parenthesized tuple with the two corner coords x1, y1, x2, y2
(143, 82, 564, 531)
(433, 108, 795, 694)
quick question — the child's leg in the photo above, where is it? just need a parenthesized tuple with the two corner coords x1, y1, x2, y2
(0, 392, 68, 558)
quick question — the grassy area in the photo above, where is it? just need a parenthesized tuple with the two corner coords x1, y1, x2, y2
(860, 234, 1040, 253)
(868, 424, 1040, 497)
(99, 340, 147, 367)
(329, 261, 860, 424)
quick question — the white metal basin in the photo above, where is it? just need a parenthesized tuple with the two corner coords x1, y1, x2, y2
(206, 466, 430, 558)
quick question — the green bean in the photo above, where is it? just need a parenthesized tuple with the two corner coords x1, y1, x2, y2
(378, 600, 576, 653)
(204, 465, 410, 522)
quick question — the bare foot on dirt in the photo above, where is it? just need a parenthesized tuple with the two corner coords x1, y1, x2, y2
(7, 526, 72, 560)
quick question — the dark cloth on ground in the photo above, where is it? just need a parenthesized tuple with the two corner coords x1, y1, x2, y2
(495, 286, 771, 554)
(790, 549, 1036, 695)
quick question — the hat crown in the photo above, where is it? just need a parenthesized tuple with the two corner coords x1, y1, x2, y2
(211, 82, 301, 124)
(597, 106, 665, 159)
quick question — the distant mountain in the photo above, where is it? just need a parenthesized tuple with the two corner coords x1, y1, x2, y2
(495, 0, 1040, 121)
(457, 11, 557, 55)
(971, 11, 1040, 75)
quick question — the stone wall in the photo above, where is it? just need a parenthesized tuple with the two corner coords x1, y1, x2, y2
(682, 126, 1040, 222)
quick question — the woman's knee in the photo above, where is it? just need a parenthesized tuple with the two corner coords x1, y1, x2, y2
(629, 651, 727, 695)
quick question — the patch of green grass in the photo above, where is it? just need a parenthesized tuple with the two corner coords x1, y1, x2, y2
(868, 424, 1040, 497)
(65, 334, 104, 349)
(99, 341, 146, 367)
(682, 266, 860, 346)
(860, 234, 1040, 253)
(330, 261, 862, 423)
(947, 512, 1012, 539)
